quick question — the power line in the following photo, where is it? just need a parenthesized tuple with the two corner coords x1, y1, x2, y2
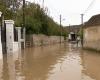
(84, 0, 96, 14)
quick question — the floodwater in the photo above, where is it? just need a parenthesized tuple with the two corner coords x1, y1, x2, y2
(0, 43, 100, 80)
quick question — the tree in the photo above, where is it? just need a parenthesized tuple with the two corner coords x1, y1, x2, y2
(0, 1, 67, 36)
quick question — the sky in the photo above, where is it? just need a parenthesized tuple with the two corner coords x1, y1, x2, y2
(26, 0, 100, 26)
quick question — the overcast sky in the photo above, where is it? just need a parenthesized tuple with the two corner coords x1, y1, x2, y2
(26, 0, 100, 26)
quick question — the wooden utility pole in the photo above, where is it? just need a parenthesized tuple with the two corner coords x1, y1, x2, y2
(81, 14, 84, 47)
(23, 0, 25, 28)
(23, 0, 26, 48)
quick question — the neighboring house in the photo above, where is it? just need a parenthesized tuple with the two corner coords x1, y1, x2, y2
(83, 14, 100, 51)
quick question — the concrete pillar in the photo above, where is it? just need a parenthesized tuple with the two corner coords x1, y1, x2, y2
(5, 20, 14, 53)
(16, 27, 21, 49)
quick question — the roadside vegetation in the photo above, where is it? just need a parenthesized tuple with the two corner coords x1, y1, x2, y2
(0, 0, 67, 36)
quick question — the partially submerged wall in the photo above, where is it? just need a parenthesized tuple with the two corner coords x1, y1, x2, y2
(26, 34, 65, 46)
(83, 26, 100, 51)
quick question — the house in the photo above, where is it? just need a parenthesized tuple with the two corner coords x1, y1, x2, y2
(68, 32, 77, 41)
(83, 14, 100, 51)
(65, 25, 81, 34)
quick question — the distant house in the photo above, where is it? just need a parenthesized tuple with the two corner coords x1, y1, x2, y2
(68, 32, 75, 41)
(65, 25, 81, 34)
(83, 14, 100, 51)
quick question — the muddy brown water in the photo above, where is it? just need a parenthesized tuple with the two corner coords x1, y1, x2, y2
(0, 43, 100, 80)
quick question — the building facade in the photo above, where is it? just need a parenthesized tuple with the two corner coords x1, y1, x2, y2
(83, 14, 100, 51)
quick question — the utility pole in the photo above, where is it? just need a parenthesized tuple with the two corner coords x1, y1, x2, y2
(60, 14, 62, 43)
(23, 0, 25, 28)
(23, 0, 26, 48)
(81, 14, 84, 47)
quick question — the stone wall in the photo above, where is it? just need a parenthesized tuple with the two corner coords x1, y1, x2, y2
(83, 26, 100, 51)
(26, 34, 65, 46)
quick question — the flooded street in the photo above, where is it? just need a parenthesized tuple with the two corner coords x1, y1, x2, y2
(0, 43, 100, 80)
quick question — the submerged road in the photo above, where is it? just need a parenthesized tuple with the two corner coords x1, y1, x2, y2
(0, 43, 100, 80)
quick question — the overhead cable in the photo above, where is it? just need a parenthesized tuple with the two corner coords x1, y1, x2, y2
(84, 0, 96, 14)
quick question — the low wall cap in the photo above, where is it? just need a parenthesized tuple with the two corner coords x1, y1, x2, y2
(5, 20, 14, 24)
(15, 27, 21, 29)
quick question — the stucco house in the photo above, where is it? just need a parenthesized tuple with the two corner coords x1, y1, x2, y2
(83, 14, 100, 51)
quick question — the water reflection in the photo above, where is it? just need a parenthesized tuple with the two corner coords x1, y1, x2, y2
(82, 50, 100, 80)
(0, 43, 100, 80)
(0, 56, 3, 80)
(2, 53, 16, 80)
(22, 44, 68, 80)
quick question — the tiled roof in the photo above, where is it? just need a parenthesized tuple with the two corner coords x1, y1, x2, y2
(84, 14, 100, 28)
